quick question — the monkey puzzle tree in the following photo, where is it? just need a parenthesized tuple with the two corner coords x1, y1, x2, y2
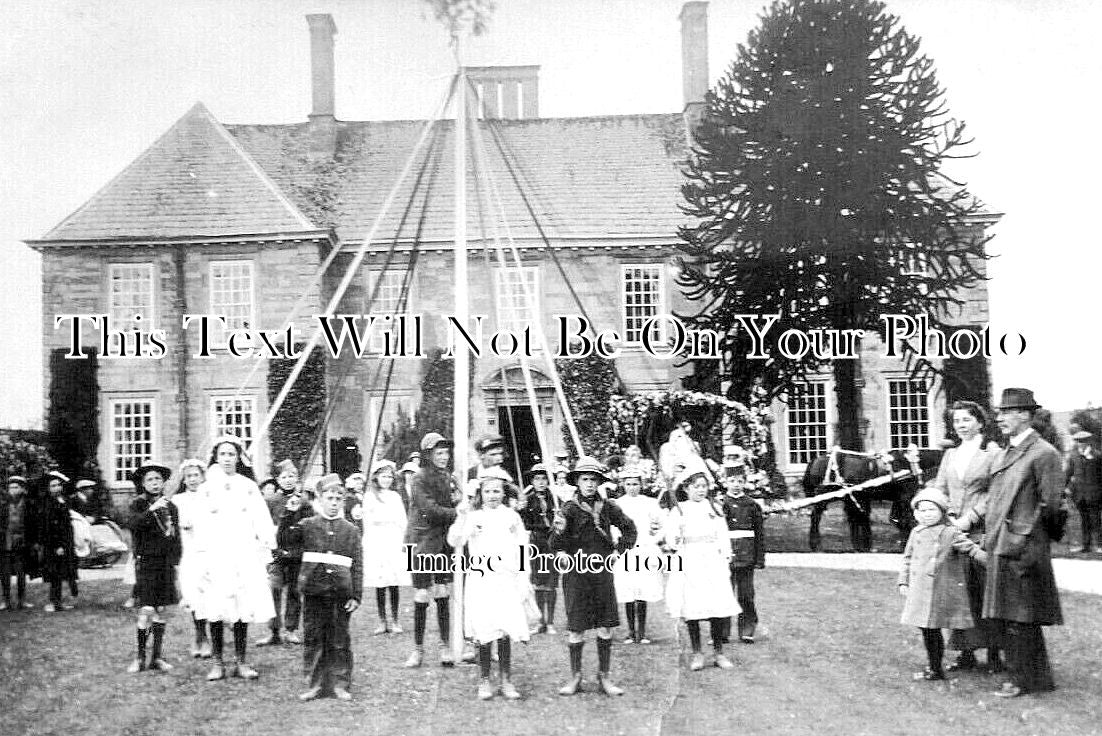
(678, 0, 991, 450)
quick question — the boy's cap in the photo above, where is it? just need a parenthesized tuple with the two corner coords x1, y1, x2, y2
(315, 473, 344, 495)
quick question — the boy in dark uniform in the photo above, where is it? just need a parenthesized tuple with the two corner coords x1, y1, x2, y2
(127, 463, 181, 673)
(287, 474, 362, 701)
(549, 457, 636, 696)
(40, 471, 79, 612)
(404, 432, 461, 668)
(1, 476, 37, 610)
(517, 463, 559, 634)
(720, 457, 765, 643)
(260, 459, 311, 646)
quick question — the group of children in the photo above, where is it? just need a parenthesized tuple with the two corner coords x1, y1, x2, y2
(0, 471, 82, 613)
(2, 431, 774, 704)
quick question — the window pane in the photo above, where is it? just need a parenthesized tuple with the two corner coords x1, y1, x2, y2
(495, 267, 540, 346)
(212, 396, 255, 451)
(210, 262, 254, 341)
(366, 269, 410, 353)
(110, 400, 155, 484)
(888, 378, 929, 450)
(621, 265, 664, 344)
(787, 382, 828, 465)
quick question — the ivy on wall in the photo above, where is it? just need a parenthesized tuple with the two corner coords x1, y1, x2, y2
(554, 354, 621, 459)
(46, 348, 99, 482)
(267, 344, 327, 473)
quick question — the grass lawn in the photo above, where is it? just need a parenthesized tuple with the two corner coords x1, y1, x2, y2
(2, 568, 1099, 736)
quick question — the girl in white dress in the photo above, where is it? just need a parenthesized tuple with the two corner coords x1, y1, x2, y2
(361, 460, 411, 635)
(170, 458, 209, 658)
(192, 436, 276, 681)
(448, 468, 530, 701)
(613, 467, 664, 644)
(665, 458, 740, 671)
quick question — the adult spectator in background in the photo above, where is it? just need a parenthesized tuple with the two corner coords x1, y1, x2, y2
(1066, 430, 1102, 553)
(930, 401, 1001, 673)
(962, 388, 1063, 698)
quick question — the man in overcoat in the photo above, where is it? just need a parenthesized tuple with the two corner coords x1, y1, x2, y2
(1066, 430, 1102, 553)
(965, 388, 1063, 698)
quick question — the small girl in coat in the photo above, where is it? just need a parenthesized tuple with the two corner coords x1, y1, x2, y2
(898, 487, 987, 681)
(448, 468, 530, 701)
(361, 460, 410, 634)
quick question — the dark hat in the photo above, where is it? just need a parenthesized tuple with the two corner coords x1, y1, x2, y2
(275, 459, 297, 476)
(316, 473, 344, 495)
(996, 388, 1041, 411)
(131, 463, 172, 487)
(420, 432, 453, 452)
(475, 434, 505, 454)
(566, 456, 608, 486)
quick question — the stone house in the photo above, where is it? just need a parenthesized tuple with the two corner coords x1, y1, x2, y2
(28, 3, 995, 495)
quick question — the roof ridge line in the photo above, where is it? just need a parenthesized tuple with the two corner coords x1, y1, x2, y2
(201, 106, 316, 231)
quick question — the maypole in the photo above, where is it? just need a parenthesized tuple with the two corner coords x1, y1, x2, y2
(450, 41, 470, 662)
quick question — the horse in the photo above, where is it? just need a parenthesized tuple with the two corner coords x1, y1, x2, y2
(802, 447, 943, 552)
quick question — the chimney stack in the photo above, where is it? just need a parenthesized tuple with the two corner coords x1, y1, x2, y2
(465, 66, 540, 120)
(307, 14, 337, 121)
(679, 2, 709, 144)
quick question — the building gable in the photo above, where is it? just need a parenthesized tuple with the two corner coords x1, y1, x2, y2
(36, 102, 317, 243)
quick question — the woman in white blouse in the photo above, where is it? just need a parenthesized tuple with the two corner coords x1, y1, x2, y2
(930, 400, 1001, 673)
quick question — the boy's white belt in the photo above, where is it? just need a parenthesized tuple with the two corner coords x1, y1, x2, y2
(728, 530, 755, 539)
(302, 551, 353, 567)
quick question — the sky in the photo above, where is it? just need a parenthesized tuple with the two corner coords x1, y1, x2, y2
(1, 0, 1100, 428)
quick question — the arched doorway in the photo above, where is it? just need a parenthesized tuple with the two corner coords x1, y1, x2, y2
(480, 365, 557, 480)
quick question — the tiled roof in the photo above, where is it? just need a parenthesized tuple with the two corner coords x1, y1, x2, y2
(37, 103, 317, 242)
(226, 114, 692, 244)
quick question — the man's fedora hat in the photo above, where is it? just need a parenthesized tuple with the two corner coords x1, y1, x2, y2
(996, 388, 1041, 411)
